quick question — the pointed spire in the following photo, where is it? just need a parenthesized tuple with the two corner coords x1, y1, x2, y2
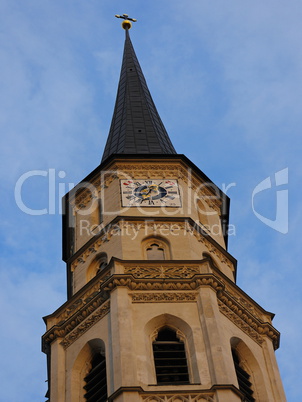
(101, 26, 176, 163)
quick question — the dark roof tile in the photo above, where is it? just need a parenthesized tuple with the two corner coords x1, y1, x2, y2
(101, 29, 176, 162)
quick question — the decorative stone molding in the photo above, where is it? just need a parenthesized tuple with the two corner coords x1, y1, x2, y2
(42, 290, 109, 351)
(55, 281, 102, 323)
(131, 292, 197, 303)
(71, 219, 234, 272)
(217, 291, 279, 349)
(176, 329, 186, 343)
(104, 274, 223, 293)
(150, 329, 159, 342)
(231, 294, 263, 322)
(70, 161, 222, 213)
(141, 394, 215, 402)
(71, 225, 121, 270)
(102, 272, 279, 349)
(114, 164, 184, 182)
(99, 172, 118, 190)
(43, 265, 280, 352)
(113, 163, 222, 214)
(207, 265, 267, 324)
(70, 173, 116, 207)
(194, 234, 233, 270)
(218, 300, 264, 346)
(60, 300, 110, 349)
(125, 265, 201, 279)
(73, 188, 100, 210)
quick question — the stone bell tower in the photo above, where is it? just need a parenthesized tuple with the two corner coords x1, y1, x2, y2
(42, 16, 286, 402)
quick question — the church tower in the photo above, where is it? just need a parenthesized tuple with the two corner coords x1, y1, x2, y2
(42, 17, 286, 402)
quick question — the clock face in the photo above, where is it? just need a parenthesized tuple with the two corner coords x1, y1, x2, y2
(120, 179, 181, 207)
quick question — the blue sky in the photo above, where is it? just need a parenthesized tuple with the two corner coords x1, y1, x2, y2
(0, 1, 301, 401)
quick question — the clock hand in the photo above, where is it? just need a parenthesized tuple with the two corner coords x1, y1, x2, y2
(142, 188, 152, 199)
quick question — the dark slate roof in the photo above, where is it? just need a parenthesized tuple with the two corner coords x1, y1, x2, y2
(101, 29, 176, 162)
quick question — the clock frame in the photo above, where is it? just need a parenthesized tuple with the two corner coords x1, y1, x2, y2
(120, 179, 181, 207)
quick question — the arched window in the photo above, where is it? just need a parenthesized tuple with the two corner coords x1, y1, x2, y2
(146, 243, 165, 260)
(232, 348, 255, 402)
(143, 237, 171, 260)
(86, 253, 108, 282)
(96, 253, 108, 275)
(152, 327, 189, 384)
(84, 351, 107, 401)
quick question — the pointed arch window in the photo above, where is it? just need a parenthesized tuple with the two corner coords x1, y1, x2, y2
(232, 349, 255, 402)
(152, 327, 189, 384)
(146, 243, 165, 260)
(84, 352, 107, 401)
(143, 238, 171, 260)
(86, 253, 108, 282)
(96, 253, 108, 275)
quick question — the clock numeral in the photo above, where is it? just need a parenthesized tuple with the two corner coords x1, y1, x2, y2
(145, 180, 153, 185)
(160, 199, 167, 204)
(126, 195, 136, 200)
(166, 195, 175, 200)
(148, 199, 155, 205)
(123, 191, 133, 194)
(168, 191, 178, 194)
(164, 186, 174, 189)
(134, 181, 141, 186)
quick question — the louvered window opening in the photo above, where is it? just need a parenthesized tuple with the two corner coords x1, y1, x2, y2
(232, 350, 255, 402)
(153, 328, 189, 384)
(84, 353, 107, 402)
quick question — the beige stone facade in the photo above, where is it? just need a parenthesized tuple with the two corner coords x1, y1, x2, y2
(42, 156, 286, 401)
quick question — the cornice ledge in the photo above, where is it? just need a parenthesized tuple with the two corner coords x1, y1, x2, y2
(42, 271, 280, 352)
(42, 290, 109, 351)
(103, 273, 224, 293)
(60, 300, 110, 349)
(217, 289, 280, 349)
(104, 273, 280, 349)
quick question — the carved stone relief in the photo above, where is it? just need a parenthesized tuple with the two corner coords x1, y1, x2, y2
(141, 394, 215, 402)
(43, 268, 279, 352)
(60, 300, 110, 349)
(124, 265, 201, 279)
(69, 162, 222, 213)
(131, 292, 197, 303)
(218, 300, 264, 346)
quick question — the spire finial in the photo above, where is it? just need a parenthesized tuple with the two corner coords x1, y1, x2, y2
(115, 13, 137, 30)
